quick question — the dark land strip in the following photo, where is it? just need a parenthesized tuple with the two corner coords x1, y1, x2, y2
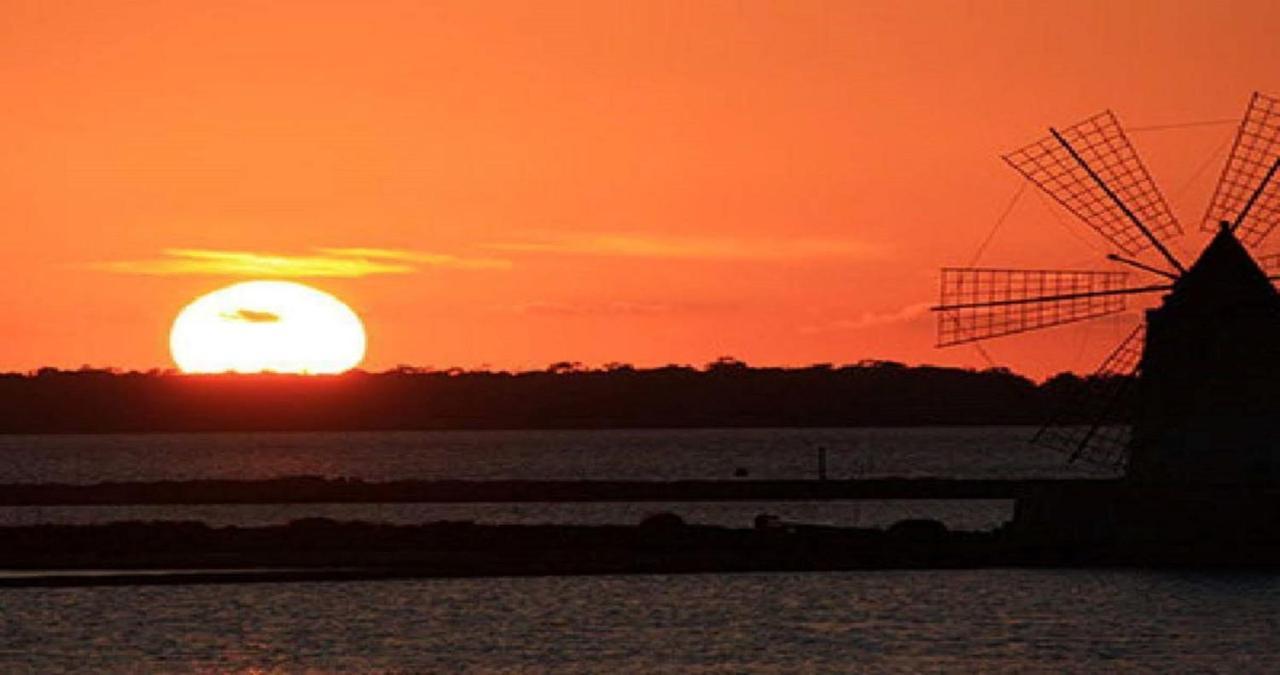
(0, 362, 1123, 432)
(5, 516, 1280, 588)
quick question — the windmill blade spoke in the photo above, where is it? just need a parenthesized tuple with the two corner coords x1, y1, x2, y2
(1203, 92, 1280, 247)
(1032, 324, 1144, 470)
(1004, 111, 1182, 257)
(934, 268, 1162, 346)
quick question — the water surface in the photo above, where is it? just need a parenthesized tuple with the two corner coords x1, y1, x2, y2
(0, 427, 1109, 528)
(4, 570, 1277, 672)
(0, 427, 1109, 485)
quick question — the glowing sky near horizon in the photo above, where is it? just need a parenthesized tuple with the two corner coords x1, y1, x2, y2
(3, 0, 1280, 379)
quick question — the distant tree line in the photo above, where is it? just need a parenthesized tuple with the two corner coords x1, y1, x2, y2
(0, 359, 1133, 433)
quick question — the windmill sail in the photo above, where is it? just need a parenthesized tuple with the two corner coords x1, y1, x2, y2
(1202, 92, 1280, 247)
(1258, 252, 1280, 279)
(934, 268, 1147, 346)
(939, 92, 1280, 481)
(1032, 323, 1144, 469)
(1004, 111, 1182, 257)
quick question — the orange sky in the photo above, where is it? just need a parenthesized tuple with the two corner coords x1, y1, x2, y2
(3, 0, 1280, 379)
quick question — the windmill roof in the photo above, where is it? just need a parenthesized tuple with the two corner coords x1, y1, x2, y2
(1164, 226, 1278, 312)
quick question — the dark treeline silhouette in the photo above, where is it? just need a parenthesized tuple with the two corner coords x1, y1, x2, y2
(0, 359, 1132, 433)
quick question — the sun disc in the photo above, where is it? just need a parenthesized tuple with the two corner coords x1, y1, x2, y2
(170, 280, 366, 374)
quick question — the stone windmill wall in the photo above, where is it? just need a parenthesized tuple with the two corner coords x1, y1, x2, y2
(1127, 227, 1280, 484)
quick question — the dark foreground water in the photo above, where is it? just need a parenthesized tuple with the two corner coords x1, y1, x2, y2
(5, 569, 1280, 672)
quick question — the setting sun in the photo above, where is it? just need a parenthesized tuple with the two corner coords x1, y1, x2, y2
(170, 281, 366, 374)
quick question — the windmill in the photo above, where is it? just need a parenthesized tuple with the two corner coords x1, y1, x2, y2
(934, 92, 1280, 483)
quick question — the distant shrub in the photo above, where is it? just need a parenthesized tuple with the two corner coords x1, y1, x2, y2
(638, 512, 686, 532)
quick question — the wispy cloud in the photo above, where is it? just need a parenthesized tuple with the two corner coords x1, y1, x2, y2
(93, 247, 511, 278)
(487, 233, 886, 262)
(95, 249, 412, 277)
(315, 247, 510, 270)
(502, 300, 685, 317)
(801, 302, 933, 333)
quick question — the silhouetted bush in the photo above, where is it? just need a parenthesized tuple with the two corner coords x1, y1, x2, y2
(887, 519, 949, 541)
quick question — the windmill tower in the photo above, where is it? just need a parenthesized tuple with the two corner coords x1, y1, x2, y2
(934, 93, 1280, 486)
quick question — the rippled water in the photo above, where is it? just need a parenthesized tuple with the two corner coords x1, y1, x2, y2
(0, 427, 1110, 484)
(5, 570, 1280, 672)
(0, 427, 1110, 528)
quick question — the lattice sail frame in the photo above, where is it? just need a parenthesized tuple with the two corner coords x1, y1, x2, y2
(1255, 252, 1280, 292)
(1003, 111, 1182, 256)
(936, 268, 1131, 346)
(1258, 252, 1280, 276)
(1202, 92, 1280, 247)
(1032, 323, 1144, 469)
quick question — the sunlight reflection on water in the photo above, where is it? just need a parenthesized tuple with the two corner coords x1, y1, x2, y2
(4, 570, 1280, 672)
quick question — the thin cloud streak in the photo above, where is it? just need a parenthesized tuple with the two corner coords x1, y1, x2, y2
(315, 247, 511, 270)
(487, 233, 887, 261)
(801, 302, 933, 334)
(500, 300, 700, 317)
(94, 247, 511, 278)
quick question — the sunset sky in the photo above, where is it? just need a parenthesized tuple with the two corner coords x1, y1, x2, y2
(4, 0, 1280, 379)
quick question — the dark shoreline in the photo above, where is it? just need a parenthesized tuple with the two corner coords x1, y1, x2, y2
(0, 518, 993, 585)
(6, 515, 1280, 588)
(7, 478, 1278, 588)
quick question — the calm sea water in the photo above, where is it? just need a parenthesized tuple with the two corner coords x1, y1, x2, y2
(0, 427, 1112, 529)
(0, 427, 1109, 484)
(5, 570, 1280, 672)
(4, 429, 1275, 671)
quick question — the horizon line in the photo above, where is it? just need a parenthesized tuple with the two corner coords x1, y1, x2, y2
(10, 360, 1096, 381)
